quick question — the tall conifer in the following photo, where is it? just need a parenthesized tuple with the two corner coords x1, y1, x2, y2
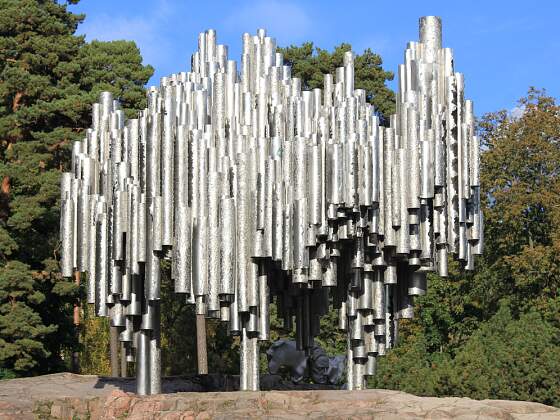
(0, 0, 152, 376)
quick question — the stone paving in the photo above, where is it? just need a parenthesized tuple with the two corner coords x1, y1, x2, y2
(0, 373, 559, 419)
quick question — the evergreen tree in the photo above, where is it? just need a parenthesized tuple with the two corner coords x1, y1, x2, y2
(77, 40, 153, 119)
(0, 0, 152, 377)
(279, 42, 395, 121)
(448, 306, 560, 406)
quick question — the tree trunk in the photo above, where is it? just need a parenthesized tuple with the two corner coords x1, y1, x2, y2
(120, 341, 128, 377)
(110, 326, 120, 377)
(71, 271, 80, 373)
(196, 314, 208, 374)
(12, 91, 23, 112)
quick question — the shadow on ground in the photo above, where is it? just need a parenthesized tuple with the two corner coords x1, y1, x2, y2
(93, 373, 340, 393)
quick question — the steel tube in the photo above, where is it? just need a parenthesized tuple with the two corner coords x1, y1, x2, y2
(59, 16, 481, 394)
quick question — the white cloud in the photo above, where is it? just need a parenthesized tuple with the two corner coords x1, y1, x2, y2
(510, 105, 525, 120)
(224, 0, 312, 44)
(77, 1, 173, 70)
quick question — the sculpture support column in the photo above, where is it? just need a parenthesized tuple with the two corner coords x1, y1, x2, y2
(149, 301, 161, 394)
(110, 325, 120, 377)
(136, 329, 150, 395)
(196, 313, 208, 374)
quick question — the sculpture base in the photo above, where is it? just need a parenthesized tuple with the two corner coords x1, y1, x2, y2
(1, 373, 557, 419)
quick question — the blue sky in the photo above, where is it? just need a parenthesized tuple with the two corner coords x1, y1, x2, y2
(72, 0, 560, 117)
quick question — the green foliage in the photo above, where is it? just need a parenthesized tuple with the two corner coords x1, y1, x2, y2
(79, 304, 110, 376)
(372, 322, 453, 396)
(0, 261, 56, 373)
(0, 0, 152, 376)
(78, 40, 153, 119)
(279, 42, 395, 121)
(1, 1, 556, 408)
(478, 89, 560, 317)
(374, 89, 560, 407)
(449, 306, 560, 406)
(374, 306, 560, 407)
(159, 263, 198, 376)
(313, 303, 347, 356)
(160, 262, 239, 376)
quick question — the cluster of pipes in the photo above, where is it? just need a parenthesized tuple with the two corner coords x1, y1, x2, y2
(60, 16, 482, 394)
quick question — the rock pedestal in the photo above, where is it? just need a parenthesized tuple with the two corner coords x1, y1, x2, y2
(0, 373, 558, 419)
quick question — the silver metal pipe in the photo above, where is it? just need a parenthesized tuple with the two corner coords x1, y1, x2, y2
(136, 329, 150, 395)
(59, 17, 481, 394)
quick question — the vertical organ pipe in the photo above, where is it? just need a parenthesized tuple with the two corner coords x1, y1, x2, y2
(60, 16, 482, 394)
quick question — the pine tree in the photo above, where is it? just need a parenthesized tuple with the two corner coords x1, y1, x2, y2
(0, 0, 153, 376)
(279, 42, 395, 122)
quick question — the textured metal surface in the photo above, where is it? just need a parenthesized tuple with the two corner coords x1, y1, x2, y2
(60, 16, 482, 394)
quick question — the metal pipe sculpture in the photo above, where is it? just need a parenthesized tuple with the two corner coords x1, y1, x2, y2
(60, 16, 483, 394)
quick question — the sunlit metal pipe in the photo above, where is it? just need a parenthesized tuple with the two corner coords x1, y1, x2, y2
(59, 16, 481, 394)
